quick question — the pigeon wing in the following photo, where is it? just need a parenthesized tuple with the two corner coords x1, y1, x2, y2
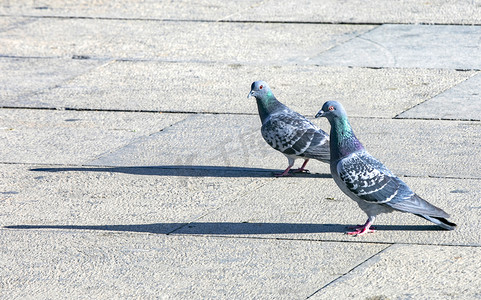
(337, 152, 404, 204)
(337, 152, 450, 218)
(301, 128, 330, 162)
(261, 111, 325, 157)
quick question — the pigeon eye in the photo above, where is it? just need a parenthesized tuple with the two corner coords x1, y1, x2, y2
(259, 85, 263, 90)
(328, 106, 335, 111)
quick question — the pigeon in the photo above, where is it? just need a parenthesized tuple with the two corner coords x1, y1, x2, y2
(248, 80, 330, 177)
(315, 101, 456, 235)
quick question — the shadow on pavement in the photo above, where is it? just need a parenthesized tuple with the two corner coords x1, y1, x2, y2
(30, 166, 332, 178)
(3, 222, 442, 235)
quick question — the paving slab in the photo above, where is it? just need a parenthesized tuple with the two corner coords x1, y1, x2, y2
(232, 0, 481, 25)
(175, 176, 481, 247)
(398, 73, 481, 121)
(89, 114, 290, 172)
(0, 1, 261, 21)
(0, 57, 106, 105)
(310, 24, 481, 69)
(89, 114, 481, 179)
(2, 1, 481, 25)
(0, 230, 387, 299)
(346, 118, 481, 179)
(0, 16, 373, 63)
(311, 244, 481, 299)
(13, 60, 475, 118)
(0, 163, 262, 234)
(0, 109, 187, 165)
(0, 1, 480, 298)
(0, 15, 38, 33)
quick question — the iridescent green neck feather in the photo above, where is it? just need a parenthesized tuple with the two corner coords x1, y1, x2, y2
(256, 91, 281, 122)
(330, 116, 364, 160)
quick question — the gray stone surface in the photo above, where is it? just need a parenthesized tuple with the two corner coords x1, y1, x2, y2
(90, 114, 481, 179)
(0, 16, 373, 63)
(0, 1, 261, 21)
(89, 114, 282, 170)
(175, 176, 480, 246)
(1, 1, 481, 299)
(347, 118, 481, 179)
(311, 24, 481, 70)
(0, 230, 387, 299)
(2, 0, 481, 24)
(0, 109, 188, 164)
(233, 0, 481, 25)
(0, 57, 104, 105)
(0, 15, 38, 33)
(311, 244, 481, 299)
(12, 61, 475, 118)
(0, 163, 262, 233)
(399, 73, 481, 121)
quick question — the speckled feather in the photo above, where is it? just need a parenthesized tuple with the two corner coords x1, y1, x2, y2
(316, 100, 456, 232)
(337, 151, 450, 218)
(261, 109, 330, 162)
(248, 81, 330, 171)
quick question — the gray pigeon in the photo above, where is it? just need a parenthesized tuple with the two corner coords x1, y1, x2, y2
(248, 80, 330, 177)
(315, 101, 456, 235)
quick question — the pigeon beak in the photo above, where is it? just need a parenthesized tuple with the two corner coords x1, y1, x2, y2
(247, 90, 254, 99)
(315, 110, 325, 118)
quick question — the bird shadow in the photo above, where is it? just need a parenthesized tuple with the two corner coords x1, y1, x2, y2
(3, 222, 442, 235)
(30, 165, 332, 178)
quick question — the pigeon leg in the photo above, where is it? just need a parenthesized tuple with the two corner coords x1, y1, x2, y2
(275, 166, 293, 177)
(292, 159, 310, 173)
(347, 217, 375, 236)
(275, 158, 295, 177)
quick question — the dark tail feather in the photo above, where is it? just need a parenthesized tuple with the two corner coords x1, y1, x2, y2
(415, 214, 457, 231)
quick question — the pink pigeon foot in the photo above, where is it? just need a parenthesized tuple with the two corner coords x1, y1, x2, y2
(292, 168, 310, 174)
(346, 226, 375, 236)
(346, 219, 375, 236)
(274, 167, 293, 177)
(291, 159, 310, 174)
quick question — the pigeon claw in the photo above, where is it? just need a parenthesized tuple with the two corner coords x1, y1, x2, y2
(292, 168, 310, 174)
(274, 171, 293, 177)
(274, 165, 294, 177)
(346, 227, 375, 236)
(346, 223, 375, 236)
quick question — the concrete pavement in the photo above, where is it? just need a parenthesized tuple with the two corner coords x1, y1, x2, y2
(1, 1, 481, 299)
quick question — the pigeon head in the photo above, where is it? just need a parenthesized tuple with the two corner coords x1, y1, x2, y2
(316, 101, 364, 159)
(247, 80, 274, 100)
(315, 101, 347, 121)
(248, 80, 284, 123)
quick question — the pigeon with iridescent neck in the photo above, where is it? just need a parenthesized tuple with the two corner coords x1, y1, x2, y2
(316, 101, 456, 235)
(248, 81, 330, 177)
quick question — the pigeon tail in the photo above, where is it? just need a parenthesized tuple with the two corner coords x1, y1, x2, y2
(415, 214, 457, 231)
